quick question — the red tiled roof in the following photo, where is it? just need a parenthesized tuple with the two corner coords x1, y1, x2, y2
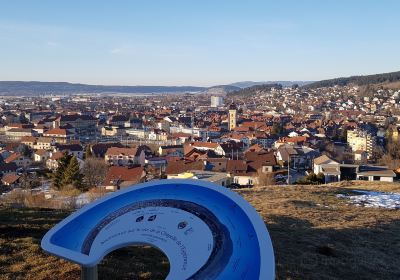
(1, 173, 20, 185)
(49, 151, 64, 160)
(245, 151, 277, 166)
(4, 153, 22, 163)
(21, 136, 37, 143)
(226, 160, 248, 173)
(104, 166, 145, 185)
(190, 142, 219, 149)
(171, 132, 191, 138)
(105, 147, 140, 157)
(37, 137, 54, 143)
(44, 128, 72, 136)
(165, 160, 203, 175)
(35, 149, 48, 156)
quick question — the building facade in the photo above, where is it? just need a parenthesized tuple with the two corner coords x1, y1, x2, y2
(347, 129, 376, 158)
(228, 103, 237, 131)
(211, 96, 224, 107)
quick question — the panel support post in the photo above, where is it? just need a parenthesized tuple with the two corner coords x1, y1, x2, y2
(81, 265, 98, 280)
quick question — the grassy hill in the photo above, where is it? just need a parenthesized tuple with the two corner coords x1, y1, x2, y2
(1, 181, 399, 280)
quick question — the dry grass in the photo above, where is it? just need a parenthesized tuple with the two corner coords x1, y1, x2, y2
(0, 181, 399, 279)
(0, 208, 168, 280)
(237, 182, 400, 280)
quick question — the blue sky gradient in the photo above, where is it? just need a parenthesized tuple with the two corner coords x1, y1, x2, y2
(1, 0, 399, 86)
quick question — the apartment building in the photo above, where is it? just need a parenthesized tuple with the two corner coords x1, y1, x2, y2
(347, 129, 376, 158)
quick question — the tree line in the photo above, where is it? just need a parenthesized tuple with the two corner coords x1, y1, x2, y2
(304, 70, 400, 89)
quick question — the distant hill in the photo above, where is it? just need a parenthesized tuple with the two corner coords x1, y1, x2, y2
(227, 83, 283, 97)
(0, 81, 207, 96)
(203, 85, 241, 95)
(229, 81, 312, 88)
(304, 70, 400, 89)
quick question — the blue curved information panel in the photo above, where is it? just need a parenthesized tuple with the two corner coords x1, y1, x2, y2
(41, 179, 275, 279)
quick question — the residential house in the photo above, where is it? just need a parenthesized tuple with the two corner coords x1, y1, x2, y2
(43, 128, 75, 144)
(21, 136, 37, 148)
(1, 173, 20, 187)
(101, 125, 126, 137)
(187, 142, 225, 156)
(5, 128, 34, 141)
(103, 166, 146, 190)
(226, 160, 255, 186)
(107, 115, 129, 127)
(53, 114, 97, 140)
(4, 153, 32, 168)
(0, 162, 18, 176)
(159, 145, 184, 157)
(313, 155, 341, 182)
(356, 166, 396, 182)
(277, 145, 319, 170)
(204, 158, 229, 172)
(34, 137, 55, 150)
(55, 143, 84, 159)
(105, 147, 145, 166)
(91, 142, 124, 158)
(165, 159, 204, 176)
(34, 149, 50, 162)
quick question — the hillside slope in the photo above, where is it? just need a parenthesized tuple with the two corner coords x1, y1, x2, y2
(227, 83, 283, 97)
(0, 181, 399, 280)
(304, 70, 400, 89)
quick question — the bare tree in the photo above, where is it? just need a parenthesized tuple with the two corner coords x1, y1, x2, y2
(255, 169, 275, 187)
(378, 139, 400, 169)
(82, 158, 108, 188)
(19, 173, 40, 190)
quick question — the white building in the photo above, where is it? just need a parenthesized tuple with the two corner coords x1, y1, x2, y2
(211, 96, 224, 107)
(105, 147, 145, 166)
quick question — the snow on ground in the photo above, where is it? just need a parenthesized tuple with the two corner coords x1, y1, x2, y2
(75, 193, 93, 208)
(337, 190, 400, 209)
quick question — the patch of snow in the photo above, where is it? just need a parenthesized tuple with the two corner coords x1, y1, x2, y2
(75, 193, 92, 208)
(337, 190, 400, 209)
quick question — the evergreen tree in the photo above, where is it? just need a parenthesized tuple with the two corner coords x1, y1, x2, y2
(271, 123, 284, 135)
(340, 127, 348, 141)
(84, 145, 92, 159)
(22, 145, 32, 157)
(53, 152, 72, 189)
(62, 156, 84, 190)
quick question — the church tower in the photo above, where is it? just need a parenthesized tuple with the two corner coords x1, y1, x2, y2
(228, 103, 237, 131)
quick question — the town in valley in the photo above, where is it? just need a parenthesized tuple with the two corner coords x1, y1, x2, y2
(1, 76, 400, 207)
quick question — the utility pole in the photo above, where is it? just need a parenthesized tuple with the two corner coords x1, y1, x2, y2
(287, 154, 290, 185)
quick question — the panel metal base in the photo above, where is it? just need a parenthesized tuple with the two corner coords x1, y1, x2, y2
(81, 266, 98, 280)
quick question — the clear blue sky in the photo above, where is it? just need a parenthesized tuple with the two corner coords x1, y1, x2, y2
(1, 0, 399, 86)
